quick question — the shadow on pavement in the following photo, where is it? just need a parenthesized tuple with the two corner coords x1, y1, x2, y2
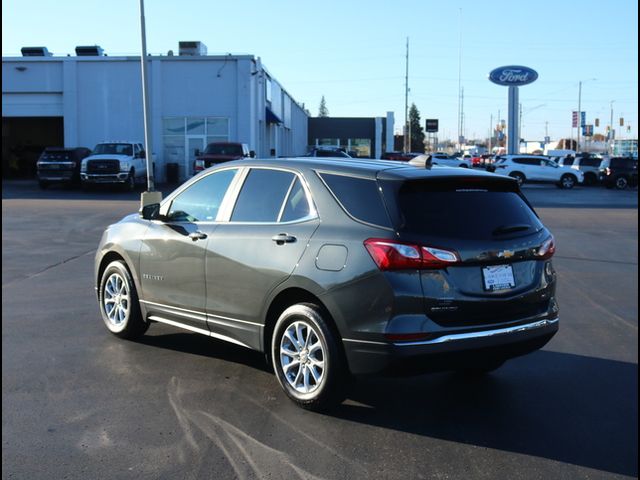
(335, 350, 638, 477)
(135, 331, 638, 477)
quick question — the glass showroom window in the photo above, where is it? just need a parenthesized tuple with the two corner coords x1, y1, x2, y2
(206, 117, 229, 145)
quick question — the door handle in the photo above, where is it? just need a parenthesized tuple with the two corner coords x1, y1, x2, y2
(188, 231, 208, 241)
(271, 233, 297, 245)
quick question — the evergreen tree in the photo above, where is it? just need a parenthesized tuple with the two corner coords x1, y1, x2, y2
(318, 96, 329, 117)
(409, 103, 425, 153)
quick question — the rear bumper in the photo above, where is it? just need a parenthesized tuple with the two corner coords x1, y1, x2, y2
(343, 317, 559, 375)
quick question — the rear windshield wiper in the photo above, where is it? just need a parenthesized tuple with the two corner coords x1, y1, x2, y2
(492, 224, 531, 236)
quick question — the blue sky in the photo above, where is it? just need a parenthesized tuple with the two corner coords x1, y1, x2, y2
(3, 0, 638, 142)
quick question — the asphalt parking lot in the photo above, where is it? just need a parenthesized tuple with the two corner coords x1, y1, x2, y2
(2, 180, 638, 479)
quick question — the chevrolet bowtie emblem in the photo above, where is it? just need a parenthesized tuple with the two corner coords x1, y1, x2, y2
(498, 250, 515, 258)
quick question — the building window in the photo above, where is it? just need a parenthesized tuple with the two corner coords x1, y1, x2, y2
(162, 116, 230, 180)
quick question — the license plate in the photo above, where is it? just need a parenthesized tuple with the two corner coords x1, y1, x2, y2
(482, 264, 516, 291)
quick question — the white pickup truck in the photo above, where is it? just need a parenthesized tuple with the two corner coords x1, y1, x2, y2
(80, 142, 150, 190)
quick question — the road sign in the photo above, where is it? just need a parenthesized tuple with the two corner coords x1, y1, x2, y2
(425, 119, 439, 133)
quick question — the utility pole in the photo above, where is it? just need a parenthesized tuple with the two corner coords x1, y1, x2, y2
(610, 100, 615, 154)
(488, 114, 493, 154)
(577, 80, 582, 153)
(457, 8, 462, 151)
(404, 37, 409, 153)
(139, 0, 155, 192)
(460, 87, 464, 148)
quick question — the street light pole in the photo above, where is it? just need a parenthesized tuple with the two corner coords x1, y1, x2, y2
(577, 80, 582, 153)
(139, 0, 154, 192)
(610, 100, 615, 154)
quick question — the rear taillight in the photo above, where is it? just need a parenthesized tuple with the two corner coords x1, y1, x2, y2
(536, 235, 556, 260)
(364, 238, 460, 270)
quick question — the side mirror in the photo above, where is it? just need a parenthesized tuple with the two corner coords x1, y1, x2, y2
(195, 149, 200, 157)
(140, 150, 146, 159)
(249, 150, 256, 158)
(140, 203, 161, 220)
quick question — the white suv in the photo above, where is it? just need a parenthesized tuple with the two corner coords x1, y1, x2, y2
(492, 155, 584, 189)
(430, 153, 471, 168)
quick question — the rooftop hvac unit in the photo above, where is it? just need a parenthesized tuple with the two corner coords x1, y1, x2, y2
(75, 45, 104, 56)
(179, 41, 207, 56)
(21, 47, 52, 57)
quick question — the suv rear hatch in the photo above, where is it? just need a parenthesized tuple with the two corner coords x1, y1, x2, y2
(377, 174, 555, 327)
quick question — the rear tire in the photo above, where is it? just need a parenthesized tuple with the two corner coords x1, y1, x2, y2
(99, 260, 148, 339)
(584, 172, 597, 186)
(509, 172, 525, 186)
(271, 303, 348, 411)
(615, 175, 629, 190)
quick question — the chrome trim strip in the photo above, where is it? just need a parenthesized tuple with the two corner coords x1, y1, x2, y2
(343, 338, 387, 345)
(140, 299, 262, 327)
(149, 315, 251, 349)
(140, 299, 206, 318)
(395, 318, 559, 347)
(207, 313, 263, 327)
(149, 315, 211, 336)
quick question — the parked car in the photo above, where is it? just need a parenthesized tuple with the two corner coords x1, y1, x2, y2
(95, 157, 559, 410)
(305, 147, 352, 158)
(381, 152, 420, 161)
(490, 155, 584, 189)
(556, 153, 603, 186)
(194, 142, 253, 173)
(598, 156, 638, 189)
(429, 153, 471, 168)
(36, 147, 92, 189)
(80, 142, 149, 190)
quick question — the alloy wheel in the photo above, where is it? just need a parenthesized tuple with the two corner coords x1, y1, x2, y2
(103, 272, 130, 327)
(280, 321, 325, 394)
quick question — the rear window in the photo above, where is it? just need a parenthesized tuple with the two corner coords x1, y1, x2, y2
(319, 173, 391, 227)
(393, 180, 543, 240)
(204, 144, 243, 156)
(610, 157, 637, 169)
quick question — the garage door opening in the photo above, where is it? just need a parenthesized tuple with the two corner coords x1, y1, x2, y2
(2, 117, 64, 179)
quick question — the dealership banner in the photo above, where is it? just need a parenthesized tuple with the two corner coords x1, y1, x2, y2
(572, 111, 578, 128)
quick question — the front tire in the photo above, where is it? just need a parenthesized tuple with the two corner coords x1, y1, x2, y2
(99, 260, 148, 339)
(559, 174, 577, 189)
(271, 303, 347, 411)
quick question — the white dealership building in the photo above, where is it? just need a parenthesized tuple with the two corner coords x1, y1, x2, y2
(2, 42, 309, 181)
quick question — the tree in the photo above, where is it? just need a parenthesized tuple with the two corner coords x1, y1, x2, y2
(409, 103, 425, 153)
(592, 133, 606, 142)
(318, 96, 329, 117)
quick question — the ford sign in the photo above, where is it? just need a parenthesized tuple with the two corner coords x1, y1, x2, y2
(489, 66, 538, 86)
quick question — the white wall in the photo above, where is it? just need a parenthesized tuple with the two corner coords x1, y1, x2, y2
(2, 54, 309, 181)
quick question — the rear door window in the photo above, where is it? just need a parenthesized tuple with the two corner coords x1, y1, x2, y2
(390, 180, 543, 240)
(319, 173, 391, 227)
(231, 169, 296, 222)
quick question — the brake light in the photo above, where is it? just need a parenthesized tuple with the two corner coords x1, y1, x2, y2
(194, 159, 205, 172)
(536, 235, 556, 260)
(364, 238, 460, 270)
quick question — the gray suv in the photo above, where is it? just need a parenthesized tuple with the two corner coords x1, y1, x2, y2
(95, 158, 559, 410)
